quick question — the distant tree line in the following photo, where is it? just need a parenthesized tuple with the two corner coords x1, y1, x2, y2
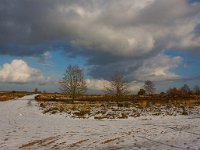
(167, 84, 200, 97)
(59, 64, 200, 101)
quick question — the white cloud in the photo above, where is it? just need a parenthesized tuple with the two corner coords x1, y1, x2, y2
(86, 53, 183, 92)
(133, 54, 182, 81)
(129, 81, 144, 94)
(86, 79, 146, 94)
(86, 79, 109, 91)
(86, 53, 182, 92)
(38, 51, 52, 64)
(0, 59, 51, 84)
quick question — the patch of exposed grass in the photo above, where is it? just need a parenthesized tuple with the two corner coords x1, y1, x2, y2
(0, 92, 32, 101)
(101, 137, 120, 144)
(36, 93, 200, 119)
(69, 139, 89, 147)
(19, 136, 60, 149)
(38, 100, 200, 119)
(35, 93, 200, 107)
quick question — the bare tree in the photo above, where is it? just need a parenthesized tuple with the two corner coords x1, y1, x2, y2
(34, 88, 38, 93)
(193, 85, 200, 95)
(167, 87, 179, 97)
(180, 84, 191, 95)
(144, 80, 155, 94)
(105, 72, 129, 101)
(60, 65, 87, 100)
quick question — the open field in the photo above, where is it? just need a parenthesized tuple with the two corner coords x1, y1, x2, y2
(0, 94, 200, 149)
(35, 93, 200, 119)
(35, 93, 200, 106)
(35, 93, 107, 102)
(37, 100, 200, 119)
(0, 91, 33, 101)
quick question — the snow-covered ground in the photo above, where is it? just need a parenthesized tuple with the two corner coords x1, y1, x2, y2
(0, 95, 200, 150)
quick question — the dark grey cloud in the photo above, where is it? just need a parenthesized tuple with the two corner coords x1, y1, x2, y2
(0, 0, 200, 81)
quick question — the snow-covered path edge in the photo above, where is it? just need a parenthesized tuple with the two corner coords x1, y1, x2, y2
(0, 95, 200, 150)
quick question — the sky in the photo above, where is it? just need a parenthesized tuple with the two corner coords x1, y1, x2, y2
(0, 0, 200, 93)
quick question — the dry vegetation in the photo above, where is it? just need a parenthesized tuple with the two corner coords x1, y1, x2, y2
(35, 93, 200, 119)
(19, 135, 60, 149)
(0, 91, 32, 101)
(35, 93, 107, 102)
(35, 93, 200, 106)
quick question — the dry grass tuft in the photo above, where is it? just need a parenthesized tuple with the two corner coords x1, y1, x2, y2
(69, 139, 89, 147)
(19, 136, 60, 149)
(101, 137, 120, 144)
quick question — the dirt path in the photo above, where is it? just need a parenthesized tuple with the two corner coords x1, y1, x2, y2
(0, 95, 200, 150)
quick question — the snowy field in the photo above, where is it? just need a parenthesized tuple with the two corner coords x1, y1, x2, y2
(0, 95, 200, 150)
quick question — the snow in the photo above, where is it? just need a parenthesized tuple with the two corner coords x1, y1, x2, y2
(0, 95, 200, 150)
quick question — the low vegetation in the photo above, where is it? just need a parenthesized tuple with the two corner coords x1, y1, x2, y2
(0, 91, 32, 101)
(36, 93, 200, 119)
(35, 92, 200, 105)
(19, 135, 60, 149)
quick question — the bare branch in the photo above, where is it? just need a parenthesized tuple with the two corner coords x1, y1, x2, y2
(105, 72, 129, 101)
(59, 65, 87, 100)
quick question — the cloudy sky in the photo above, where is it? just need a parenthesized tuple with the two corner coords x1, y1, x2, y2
(0, 0, 200, 93)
